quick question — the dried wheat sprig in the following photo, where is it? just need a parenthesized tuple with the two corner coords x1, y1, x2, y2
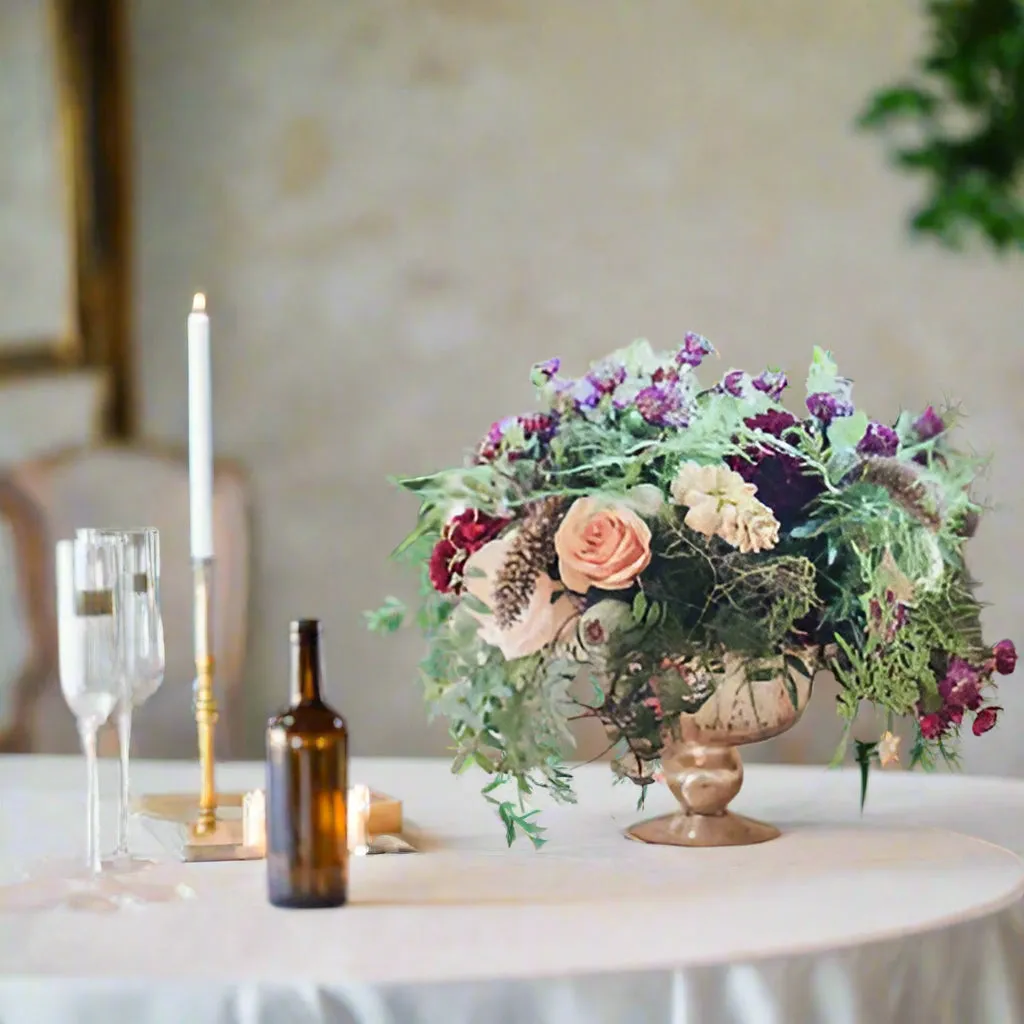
(492, 497, 564, 627)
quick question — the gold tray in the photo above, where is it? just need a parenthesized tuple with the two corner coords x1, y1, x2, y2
(134, 790, 403, 863)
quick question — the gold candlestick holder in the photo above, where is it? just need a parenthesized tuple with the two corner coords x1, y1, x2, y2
(135, 557, 258, 861)
(191, 556, 220, 837)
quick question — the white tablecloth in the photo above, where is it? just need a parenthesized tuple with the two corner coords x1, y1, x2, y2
(2, 756, 1024, 1024)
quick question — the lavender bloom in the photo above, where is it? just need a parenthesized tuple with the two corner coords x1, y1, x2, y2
(676, 332, 715, 368)
(634, 384, 689, 428)
(752, 370, 788, 402)
(806, 392, 854, 425)
(531, 357, 561, 383)
(914, 406, 945, 440)
(568, 377, 601, 410)
(857, 421, 899, 457)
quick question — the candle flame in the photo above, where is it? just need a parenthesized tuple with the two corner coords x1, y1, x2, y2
(192, 292, 207, 314)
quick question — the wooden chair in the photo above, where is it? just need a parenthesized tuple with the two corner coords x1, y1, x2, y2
(10, 444, 250, 759)
(0, 477, 58, 753)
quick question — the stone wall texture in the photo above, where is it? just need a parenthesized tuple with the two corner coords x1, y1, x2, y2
(131, 0, 1024, 771)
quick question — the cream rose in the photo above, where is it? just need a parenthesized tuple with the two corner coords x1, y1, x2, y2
(463, 534, 578, 660)
(554, 498, 652, 593)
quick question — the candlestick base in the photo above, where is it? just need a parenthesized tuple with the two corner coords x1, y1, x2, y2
(134, 792, 260, 862)
(134, 790, 403, 862)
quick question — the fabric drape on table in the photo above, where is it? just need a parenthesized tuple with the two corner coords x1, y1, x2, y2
(2, 903, 1023, 1024)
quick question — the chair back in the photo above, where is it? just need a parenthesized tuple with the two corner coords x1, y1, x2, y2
(11, 444, 250, 758)
(0, 476, 57, 752)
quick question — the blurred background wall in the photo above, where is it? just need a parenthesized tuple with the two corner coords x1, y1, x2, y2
(2, 0, 1020, 769)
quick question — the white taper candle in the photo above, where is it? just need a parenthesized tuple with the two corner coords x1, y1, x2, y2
(187, 293, 214, 560)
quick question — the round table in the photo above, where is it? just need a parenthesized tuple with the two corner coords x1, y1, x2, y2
(1, 756, 1024, 1024)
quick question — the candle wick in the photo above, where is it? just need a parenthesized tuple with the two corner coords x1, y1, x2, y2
(192, 292, 207, 314)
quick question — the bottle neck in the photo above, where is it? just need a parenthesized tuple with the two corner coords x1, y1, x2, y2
(290, 633, 323, 705)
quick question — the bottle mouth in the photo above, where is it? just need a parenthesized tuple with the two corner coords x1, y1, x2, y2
(290, 618, 322, 639)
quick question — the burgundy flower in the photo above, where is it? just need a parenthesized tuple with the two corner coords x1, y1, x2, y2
(446, 510, 509, 553)
(939, 657, 984, 712)
(745, 409, 800, 437)
(583, 619, 607, 645)
(857, 422, 899, 458)
(520, 412, 559, 443)
(993, 639, 1018, 676)
(806, 392, 854, 425)
(914, 406, 945, 441)
(676, 332, 714, 368)
(428, 539, 464, 594)
(972, 706, 1001, 736)
(727, 410, 823, 527)
(918, 712, 949, 741)
(752, 370, 788, 402)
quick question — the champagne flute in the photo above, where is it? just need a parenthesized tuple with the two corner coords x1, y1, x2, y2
(6, 536, 120, 902)
(1, 536, 189, 911)
(62, 536, 122, 877)
(78, 528, 165, 869)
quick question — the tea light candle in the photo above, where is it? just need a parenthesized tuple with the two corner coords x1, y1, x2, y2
(242, 789, 266, 853)
(349, 784, 371, 855)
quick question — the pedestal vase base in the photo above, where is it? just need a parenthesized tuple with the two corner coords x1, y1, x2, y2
(626, 810, 780, 847)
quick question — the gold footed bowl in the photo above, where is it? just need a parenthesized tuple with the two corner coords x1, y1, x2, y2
(626, 651, 817, 848)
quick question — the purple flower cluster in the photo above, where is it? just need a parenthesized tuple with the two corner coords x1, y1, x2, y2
(857, 422, 899, 457)
(806, 392, 855, 425)
(914, 406, 944, 440)
(634, 384, 690, 428)
(533, 357, 561, 382)
(675, 332, 715, 368)
(917, 642, 1016, 741)
(752, 370, 788, 402)
(587, 362, 628, 397)
(721, 370, 749, 398)
(475, 411, 558, 463)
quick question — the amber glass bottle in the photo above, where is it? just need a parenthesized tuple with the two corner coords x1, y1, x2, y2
(266, 619, 348, 908)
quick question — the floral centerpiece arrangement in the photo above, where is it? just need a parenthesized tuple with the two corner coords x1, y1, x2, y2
(368, 336, 1015, 847)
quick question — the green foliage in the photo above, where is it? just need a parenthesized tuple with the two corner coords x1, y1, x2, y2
(859, 0, 1024, 250)
(831, 627, 935, 720)
(364, 596, 406, 634)
(854, 739, 879, 811)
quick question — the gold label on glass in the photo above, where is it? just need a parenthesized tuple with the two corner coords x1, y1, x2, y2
(76, 589, 113, 617)
(133, 573, 150, 594)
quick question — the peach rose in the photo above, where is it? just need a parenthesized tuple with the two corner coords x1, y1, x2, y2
(554, 498, 652, 593)
(463, 534, 578, 660)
